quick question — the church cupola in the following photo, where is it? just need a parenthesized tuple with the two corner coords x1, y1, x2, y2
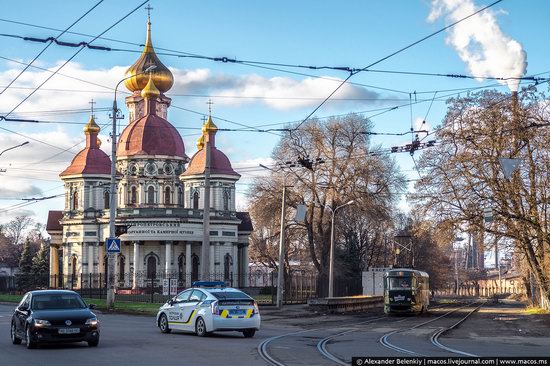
(124, 17, 173, 93)
(124, 15, 173, 122)
(60, 115, 111, 177)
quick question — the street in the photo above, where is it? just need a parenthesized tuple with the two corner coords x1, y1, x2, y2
(1, 301, 549, 366)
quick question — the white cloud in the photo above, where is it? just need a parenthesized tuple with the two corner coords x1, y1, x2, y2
(427, 0, 527, 91)
(171, 68, 383, 110)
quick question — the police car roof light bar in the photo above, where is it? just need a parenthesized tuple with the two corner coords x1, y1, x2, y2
(192, 281, 226, 288)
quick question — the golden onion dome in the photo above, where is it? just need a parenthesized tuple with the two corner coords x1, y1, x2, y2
(202, 115, 218, 133)
(196, 133, 205, 150)
(141, 75, 160, 100)
(124, 20, 174, 93)
(83, 115, 100, 134)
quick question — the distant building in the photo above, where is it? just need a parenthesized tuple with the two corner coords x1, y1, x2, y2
(46, 16, 252, 289)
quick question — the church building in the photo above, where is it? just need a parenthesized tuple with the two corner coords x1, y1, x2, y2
(46, 16, 252, 290)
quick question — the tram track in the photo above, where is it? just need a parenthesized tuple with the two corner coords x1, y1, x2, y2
(258, 303, 453, 365)
(379, 301, 484, 357)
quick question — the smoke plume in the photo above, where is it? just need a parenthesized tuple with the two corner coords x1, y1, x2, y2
(427, 0, 527, 91)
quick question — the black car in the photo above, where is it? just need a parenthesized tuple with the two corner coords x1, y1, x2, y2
(11, 290, 100, 349)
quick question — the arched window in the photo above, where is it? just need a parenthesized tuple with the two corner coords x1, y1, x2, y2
(192, 191, 199, 210)
(119, 256, 125, 282)
(131, 186, 137, 205)
(71, 255, 77, 278)
(147, 186, 155, 204)
(178, 254, 185, 281)
(146, 256, 157, 279)
(224, 254, 232, 280)
(178, 187, 183, 207)
(223, 189, 231, 211)
(191, 254, 199, 282)
(104, 191, 110, 209)
(72, 190, 78, 210)
(164, 186, 171, 205)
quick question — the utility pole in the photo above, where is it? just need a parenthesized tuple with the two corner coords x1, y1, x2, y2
(276, 184, 287, 308)
(107, 65, 156, 309)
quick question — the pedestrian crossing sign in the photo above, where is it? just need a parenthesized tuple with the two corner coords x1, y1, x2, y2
(106, 238, 121, 253)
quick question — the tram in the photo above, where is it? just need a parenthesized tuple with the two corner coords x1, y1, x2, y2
(383, 269, 430, 314)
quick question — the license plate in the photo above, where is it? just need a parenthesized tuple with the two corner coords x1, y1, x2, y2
(58, 328, 80, 334)
(229, 309, 246, 315)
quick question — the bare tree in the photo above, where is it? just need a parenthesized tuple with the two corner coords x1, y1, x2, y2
(249, 115, 406, 281)
(412, 87, 550, 307)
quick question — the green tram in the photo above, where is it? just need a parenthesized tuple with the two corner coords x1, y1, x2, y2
(383, 269, 430, 314)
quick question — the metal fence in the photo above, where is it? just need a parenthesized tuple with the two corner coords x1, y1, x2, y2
(1, 271, 363, 305)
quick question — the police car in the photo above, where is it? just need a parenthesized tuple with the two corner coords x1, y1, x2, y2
(156, 282, 260, 338)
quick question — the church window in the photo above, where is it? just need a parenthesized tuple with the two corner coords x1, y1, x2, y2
(131, 186, 137, 205)
(71, 256, 77, 279)
(191, 254, 199, 282)
(223, 188, 231, 211)
(178, 187, 183, 207)
(146, 256, 156, 279)
(178, 254, 185, 281)
(104, 191, 110, 209)
(164, 186, 171, 205)
(72, 190, 78, 211)
(192, 191, 199, 209)
(147, 186, 155, 204)
(119, 256, 125, 282)
(224, 254, 232, 281)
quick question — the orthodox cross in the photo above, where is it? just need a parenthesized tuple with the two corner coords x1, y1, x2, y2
(89, 99, 96, 118)
(145, 4, 153, 21)
(206, 99, 214, 116)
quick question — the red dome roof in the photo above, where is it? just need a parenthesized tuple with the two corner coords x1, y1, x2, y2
(60, 116, 111, 177)
(117, 113, 186, 158)
(60, 148, 111, 177)
(182, 146, 240, 177)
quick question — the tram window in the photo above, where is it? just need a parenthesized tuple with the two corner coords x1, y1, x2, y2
(388, 277, 412, 289)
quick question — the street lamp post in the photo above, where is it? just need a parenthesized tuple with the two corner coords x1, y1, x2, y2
(106, 65, 156, 309)
(327, 200, 354, 298)
(259, 164, 289, 308)
(0, 141, 29, 158)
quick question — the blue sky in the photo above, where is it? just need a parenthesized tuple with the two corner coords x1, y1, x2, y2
(0, 0, 549, 229)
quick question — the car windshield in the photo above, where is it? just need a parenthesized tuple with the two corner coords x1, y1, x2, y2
(388, 277, 413, 290)
(210, 291, 251, 300)
(31, 294, 87, 310)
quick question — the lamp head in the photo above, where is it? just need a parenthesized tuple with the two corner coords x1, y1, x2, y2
(144, 65, 157, 73)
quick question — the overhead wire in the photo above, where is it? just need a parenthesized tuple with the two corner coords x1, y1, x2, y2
(291, 0, 504, 131)
(0, 0, 104, 97)
(2, 0, 149, 119)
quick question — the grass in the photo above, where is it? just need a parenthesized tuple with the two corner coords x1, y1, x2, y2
(0, 293, 273, 315)
(0, 294, 23, 303)
(524, 306, 550, 315)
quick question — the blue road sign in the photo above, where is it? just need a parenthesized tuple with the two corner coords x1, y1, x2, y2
(106, 238, 121, 253)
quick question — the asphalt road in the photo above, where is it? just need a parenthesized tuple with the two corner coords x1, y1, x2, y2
(1, 301, 549, 366)
(0, 304, 294, 366)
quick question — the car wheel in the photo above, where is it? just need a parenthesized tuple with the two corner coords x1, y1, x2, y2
(11, 322, 21, 345)
(159, 314, 171, 334)
(242, 329, 256, 338)
(25, 327, 37, 349)
(88, 340, 99, 347)
(195, 317, 208, 337)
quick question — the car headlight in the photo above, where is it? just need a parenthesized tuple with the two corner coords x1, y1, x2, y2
(34, 319, 51, 327)
(85, 317, 98, 326)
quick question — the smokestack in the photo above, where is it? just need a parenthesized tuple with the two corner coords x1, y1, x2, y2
(428, 0, 527, 93)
